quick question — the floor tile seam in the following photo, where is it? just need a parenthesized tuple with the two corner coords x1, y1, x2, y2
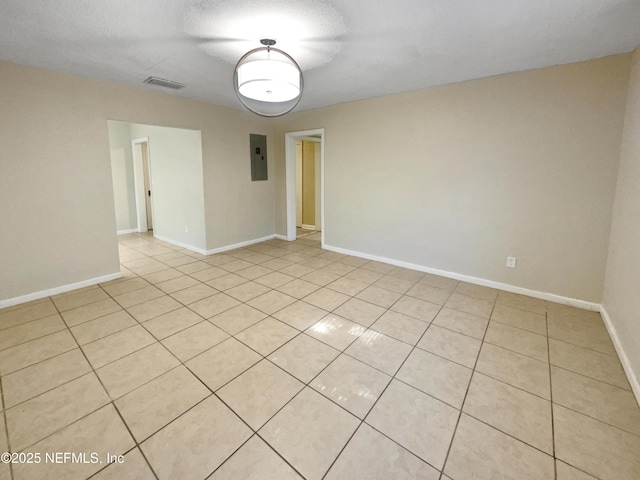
(79, 315, 172, 370)
(402, 342, 477, 373)
(390, 375, 468, 412)
(481, 342, 551, 370)
(0, 343, 80, 379)
(487, 317, 549, 337)
(480, 338, 550, 364)
(545, 334, 619, 359)
(546, 311, 557, 472)
(71, 318, 144, 347)
(0, 297, 53, 313)
(546, 362, 632, 392)
(489, 317, 548, 337)
(468, 370, 552, 403)
(0, 374, 16, 480)
(366, 321, 428, 348)
(494, 299, 546, 316)
(155, 280, 218, 297)
(138, 310, 210, 342)
(428, 321, 486, 341)
(59, 295, 163, 480)
(364, 419, 458, 476)
(386, 305, 442, 324)
(219, 321, 389, 435)
(74, 312, 157, 348)
(318, 416, 367, 479)
(182, 339, 265, 396)
(0, 324, 71, 355)
(262, 333, 379, 416)
(438, 299, 495, 477)
(553, 460, 606, 480)
(452, 290, 499, 304)
(230, 328, 306, 368)
(62, 306, 131, 330)
(549, 364, 637, 394)
(210, 432, 307, 480)
(453, 410, 556, 457)
(221, 325, 373, 478)
(101, 279, 155, 297)
(550, 401, 640, 439)
(2, 367, 93, 411)
(52, 294, 116, 314)
(126, 303, 185, 325)
(105, 362, 188, 405)
(120, 390, 215, 447)
(0, 310, 65, 333)
(111, 292, 171, 310)
(6, 396, 113, 454)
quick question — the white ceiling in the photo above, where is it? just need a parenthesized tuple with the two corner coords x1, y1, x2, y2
(2, 0, 640, 112)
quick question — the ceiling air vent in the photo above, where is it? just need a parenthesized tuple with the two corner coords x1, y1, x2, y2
(143, 76, 185, 90)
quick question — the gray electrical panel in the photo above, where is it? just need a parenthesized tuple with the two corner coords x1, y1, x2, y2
(250, 134, 268, 181)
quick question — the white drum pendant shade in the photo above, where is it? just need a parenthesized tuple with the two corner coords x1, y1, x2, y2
(238, 59, 300, 102)
(234, 40, 304, 117)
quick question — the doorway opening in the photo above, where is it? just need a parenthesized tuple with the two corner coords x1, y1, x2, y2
(295, 137, 321, 238)
(285, 129, 324, 244)
(132, 138, 153, 232)
(131, 137, 153, 232)
(107, 120, 206, 253)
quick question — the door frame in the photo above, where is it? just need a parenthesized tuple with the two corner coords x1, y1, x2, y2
(131, 137, 154, 233)
(285, 128, 324, 244)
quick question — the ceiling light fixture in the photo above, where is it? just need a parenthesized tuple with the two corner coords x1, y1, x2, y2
(233, 39, 304, 117)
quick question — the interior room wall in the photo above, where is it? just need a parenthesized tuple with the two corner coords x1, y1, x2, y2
(0, 60, 274, 305)
(603, 46, 640, 393)
(108, 122, 138, 233)
(274, 54, 631, 302)
(128, 123, 206, 251)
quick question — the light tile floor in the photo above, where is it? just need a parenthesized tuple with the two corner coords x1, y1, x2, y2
(1, 232, 639, 480)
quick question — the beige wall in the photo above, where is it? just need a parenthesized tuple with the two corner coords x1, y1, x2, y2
(0, 60, 274, 303)
(0, 53, 634, 309)
(302, 141, 316, 226)
(108, 122, 137, 232)
(603, 47, 640, 388)
(275, 54, 631, 302)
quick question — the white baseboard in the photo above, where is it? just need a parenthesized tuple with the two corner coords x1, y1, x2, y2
(301, 224, 316, 231)
(0, 272, 123, 309)
(599, 306, 640, 404)
(273, 234, 289, 241)
(205, 235, 277, 255)
(117, 228, 137, 235)
(322, 243, 600, 311)
(153, 234, 208, 255)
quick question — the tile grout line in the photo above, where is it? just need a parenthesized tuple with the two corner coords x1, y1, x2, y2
(0, 373, 15, 480)
(437, 297, 496, 480)
(321, 288, 456, 479)
(54, 289, 162, 480)
(546, 310, 558, 480)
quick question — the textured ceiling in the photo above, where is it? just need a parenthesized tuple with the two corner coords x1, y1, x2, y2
(2, 0, 640, 112)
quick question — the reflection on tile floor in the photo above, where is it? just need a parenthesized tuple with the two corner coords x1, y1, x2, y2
(1, 231, 639, 480)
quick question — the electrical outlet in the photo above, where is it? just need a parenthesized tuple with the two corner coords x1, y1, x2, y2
(506, 256, 517, 268)
(185, 225, 189, 233)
